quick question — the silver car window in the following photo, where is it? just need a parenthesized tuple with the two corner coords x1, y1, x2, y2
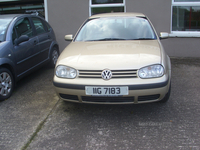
(75, 17, 157, 41)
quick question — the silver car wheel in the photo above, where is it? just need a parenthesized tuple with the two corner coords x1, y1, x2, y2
(0, 72, 12, 97)
(52, 49, 59, 65)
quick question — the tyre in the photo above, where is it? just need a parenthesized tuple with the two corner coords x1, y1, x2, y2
(49, 47, 59, 68)
(159, 84, 171, 103)
(0, 68, 14, 101)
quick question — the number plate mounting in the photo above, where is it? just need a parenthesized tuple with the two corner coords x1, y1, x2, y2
(85, 86, 129, 96)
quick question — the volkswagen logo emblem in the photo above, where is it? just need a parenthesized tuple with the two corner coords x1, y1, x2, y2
(102, 69, 112, 80)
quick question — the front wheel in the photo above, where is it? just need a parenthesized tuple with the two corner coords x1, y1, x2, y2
(49, 47, 59, 68)
(0, 68, 14, 101)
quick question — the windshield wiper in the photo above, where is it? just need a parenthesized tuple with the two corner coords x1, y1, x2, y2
(88, 38, 127, 41)
(87, 38, 155, 41)
(132, 38, 155, 40)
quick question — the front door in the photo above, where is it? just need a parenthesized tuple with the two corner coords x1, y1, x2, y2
(12, 17, 39, 77)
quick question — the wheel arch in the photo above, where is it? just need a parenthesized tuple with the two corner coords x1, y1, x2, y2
(0, 59, 16, 83)
(48, 42, 60, 58)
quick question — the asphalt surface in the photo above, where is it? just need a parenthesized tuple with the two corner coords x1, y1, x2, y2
(0, 58, 200, 150)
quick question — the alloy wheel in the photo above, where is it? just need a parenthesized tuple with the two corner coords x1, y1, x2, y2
(0, 72, 12, 97)
(52, 49, 59, 65)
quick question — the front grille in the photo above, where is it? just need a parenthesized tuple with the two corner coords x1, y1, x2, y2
(59, 94, 79, 101)
(81, 96, 134, 103)
(138, 94, 160, 101)
(78, 69, 138, 78)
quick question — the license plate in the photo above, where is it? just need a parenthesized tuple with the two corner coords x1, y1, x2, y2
(85, 86, 129, 96)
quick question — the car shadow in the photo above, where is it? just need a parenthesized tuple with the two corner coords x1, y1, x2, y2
(61, 99, 172, 118)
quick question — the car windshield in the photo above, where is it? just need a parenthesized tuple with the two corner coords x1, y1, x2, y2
(75, 17, 157, 42)
(0, 18, 12, 42)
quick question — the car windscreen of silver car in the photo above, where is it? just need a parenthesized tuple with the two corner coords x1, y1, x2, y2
(75, 17, 157, 41)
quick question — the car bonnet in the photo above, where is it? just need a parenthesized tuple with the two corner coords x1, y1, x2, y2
(57, 40, 161, 70)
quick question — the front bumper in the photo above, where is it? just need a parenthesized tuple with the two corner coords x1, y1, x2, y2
(53, 74, 170, 104)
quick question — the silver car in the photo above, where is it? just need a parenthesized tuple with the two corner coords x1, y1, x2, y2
(0, 14, 59, 101)
(53, 12, 171, 104)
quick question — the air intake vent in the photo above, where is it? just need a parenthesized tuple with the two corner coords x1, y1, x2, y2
(138, 94, 160, 101)
(59, 94, 79, 101)
(81, 96, 134, 103)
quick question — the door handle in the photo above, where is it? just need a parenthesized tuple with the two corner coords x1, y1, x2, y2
(34, 40, 37, 45)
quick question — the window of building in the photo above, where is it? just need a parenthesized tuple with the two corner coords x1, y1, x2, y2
(171, 0, 200, 37)
(89, 0, 126, 16)
(0, 0, 44, 17)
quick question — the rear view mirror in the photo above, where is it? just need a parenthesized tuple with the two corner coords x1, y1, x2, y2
(14, 35, 29, 45)
(65, 34, 73, 41)
(160, 32, 169, 39)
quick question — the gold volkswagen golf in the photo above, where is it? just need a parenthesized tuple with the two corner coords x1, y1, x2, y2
(53, 12, 171, 104)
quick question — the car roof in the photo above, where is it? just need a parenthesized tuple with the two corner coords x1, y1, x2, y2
(89, 12, 146, 19)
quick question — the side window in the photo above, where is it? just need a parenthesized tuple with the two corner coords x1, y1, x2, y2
(45, 22, 51, 32)
(32, 17, 46, 34)
(14, 17, 33, 38)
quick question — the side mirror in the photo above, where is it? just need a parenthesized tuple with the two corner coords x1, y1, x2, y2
(14, 35, 29, 45)
(65, 34, 73, 41)
(159, 32, 169, 39)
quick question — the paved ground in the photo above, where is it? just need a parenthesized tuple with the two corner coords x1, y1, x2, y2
(0, 58, 200, 150)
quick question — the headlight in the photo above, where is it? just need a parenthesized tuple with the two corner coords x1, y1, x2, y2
(138, 64, 164, 79)
(56, 65, 77, 78)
